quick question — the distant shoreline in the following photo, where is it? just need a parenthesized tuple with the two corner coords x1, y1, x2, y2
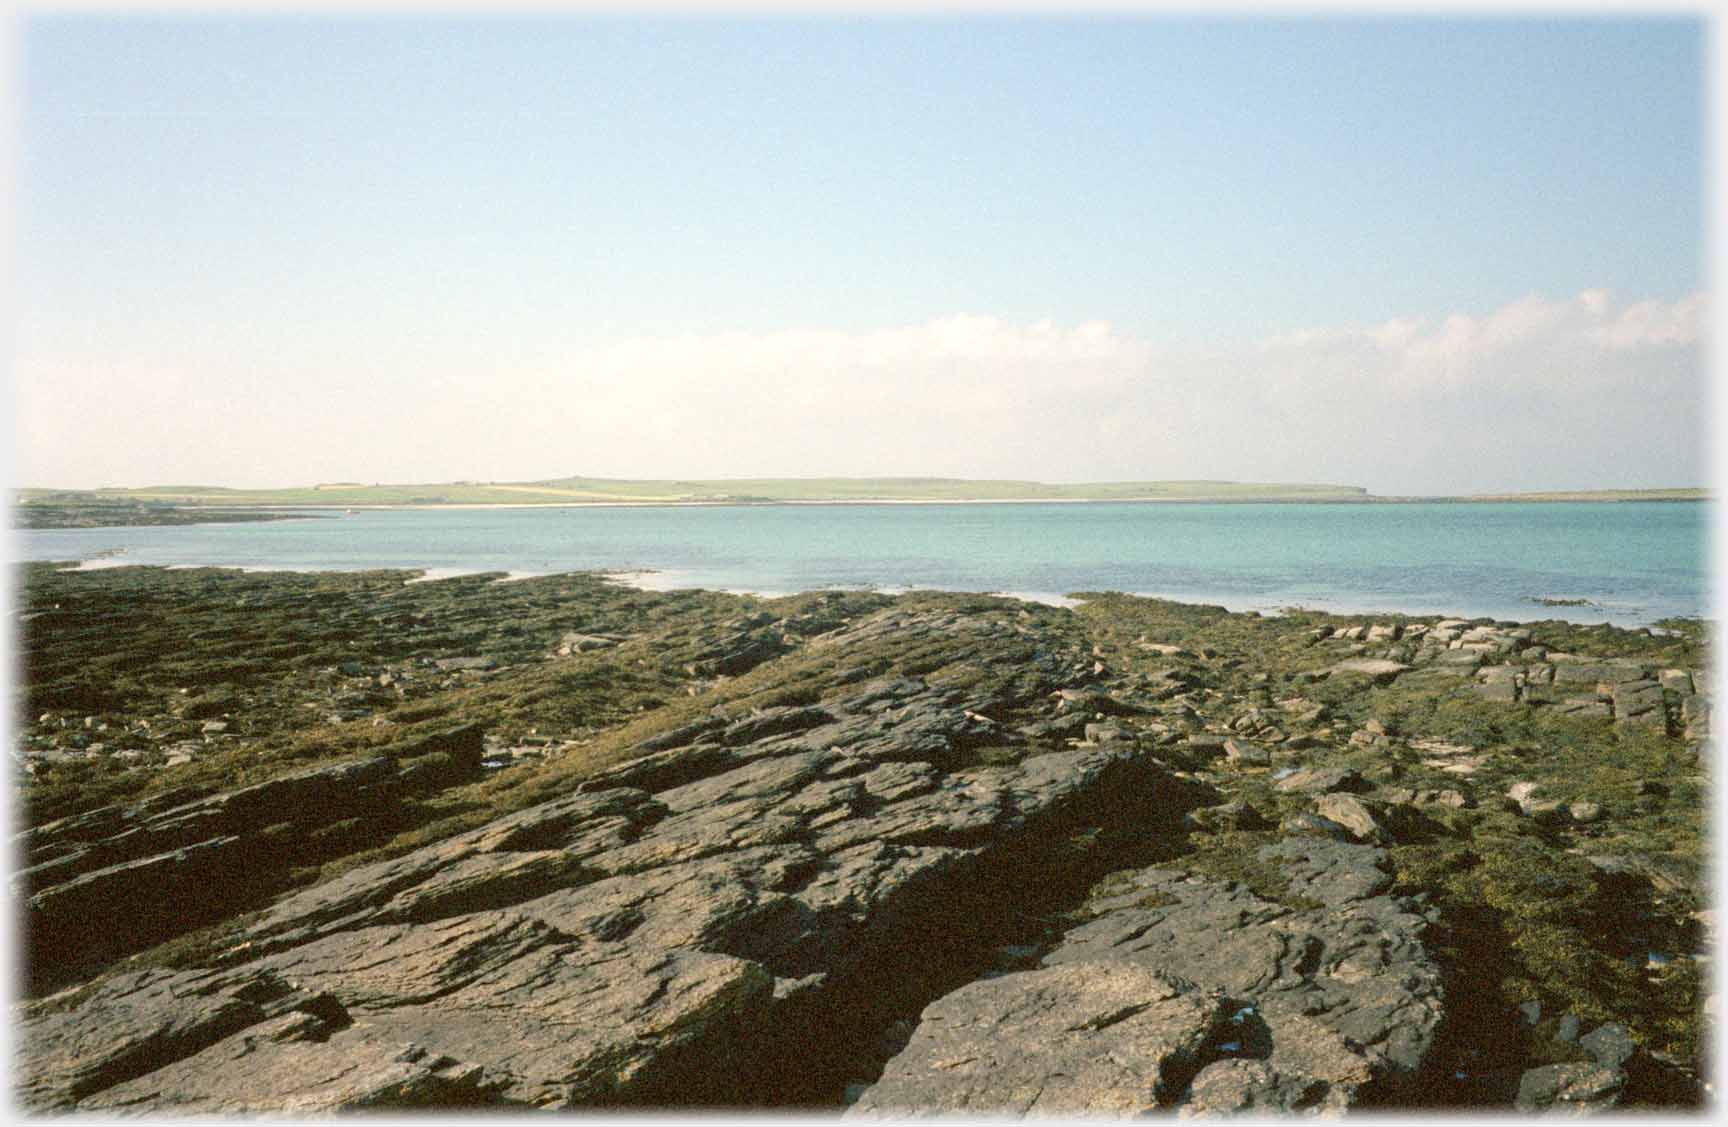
(31, 559, 1702, 632)
(19, 476, 1707, 514)
(14, 485, 1709, 525)
(13, 493, 1712, 526)
(192, 492, 1714, 511)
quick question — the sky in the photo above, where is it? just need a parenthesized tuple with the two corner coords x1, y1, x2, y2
(11, 14, 1709, 494)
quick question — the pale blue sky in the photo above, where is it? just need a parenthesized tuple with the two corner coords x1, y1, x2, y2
(13, 15, 1709, 491)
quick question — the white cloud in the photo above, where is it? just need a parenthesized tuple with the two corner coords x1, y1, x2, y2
(13, 291, 1707, 495)
(1588, 292, 1705, 349)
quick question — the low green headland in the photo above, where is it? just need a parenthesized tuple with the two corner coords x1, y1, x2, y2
(14, 479, 1705, 528)
(1419, 488, 1708, 504)
(14, 499, 325, 530)
(18, 476, 1372, 511)
(11, 562, 1709, 1112)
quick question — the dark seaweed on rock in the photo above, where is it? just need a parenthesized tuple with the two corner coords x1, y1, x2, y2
(9, 565, 1710, 1113)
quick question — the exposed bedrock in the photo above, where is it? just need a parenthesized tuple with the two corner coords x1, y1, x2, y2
(13, 725, 487, 989)
(17, 663, 1214, 1113)
(20, 589, 1704, 1116)
(849, 838, 1446, 1117)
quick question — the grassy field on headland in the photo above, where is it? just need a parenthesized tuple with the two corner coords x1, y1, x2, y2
(19, 476, 1369, 507)
(14, 477, 1707, 513)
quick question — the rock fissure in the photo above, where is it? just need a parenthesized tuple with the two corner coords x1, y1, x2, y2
(13, 578, 1708, 1114)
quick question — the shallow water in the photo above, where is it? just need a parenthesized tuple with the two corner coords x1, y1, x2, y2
(15, 501, 1709, 627)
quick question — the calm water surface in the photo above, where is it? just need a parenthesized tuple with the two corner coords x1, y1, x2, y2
(16, 501, 1709, 627)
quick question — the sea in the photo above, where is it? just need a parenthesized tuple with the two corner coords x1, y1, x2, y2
(15, 501, 1711, 628)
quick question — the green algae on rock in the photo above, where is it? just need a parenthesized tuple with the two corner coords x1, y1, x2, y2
(10, 564, 1710, 1112)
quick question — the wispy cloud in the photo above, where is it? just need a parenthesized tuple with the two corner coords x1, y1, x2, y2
(16, 291, 1705, 494)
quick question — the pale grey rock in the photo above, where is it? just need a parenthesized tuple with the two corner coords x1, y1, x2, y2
(16, 965, 347, 1111)
(1507, 781, 1544, 813)
(433, 656, 496, 672)
(1327, 660, 1411, 684)
(15, 752, 454, 978)
(18, 610, 1209, 1114)
(1579, 1023, 1637, 1070)
(1583, 851, 1699, 898)
(79, 1026, 502, 1113)
(1556, 698, 1612, 719)
(847, 964, 1223, 1117)
(1279, 812, 1354, 840)
(1184, 801, 1270, 834)
(1612, 681, 1668, 730)
(1274, 765, 1366, 795)
(1515, 1062, 1626, 1114)
(1183, 734, 1227, 760)
(1550, 658, 1648, 683)
(1476, 676, 1521, 703)
(1682, 694, 1710, 741)
(559, 631, 624, 652)
(684, 628, 787, 677)
(1222, 739, 1270, 768)
(1659, 669, 1695, 695)
(721, 705, 834, 746)
(1182, 1059, 1327, 1115)
(1312, 793, 1384, 843)
(857, 838, 1440, 1116)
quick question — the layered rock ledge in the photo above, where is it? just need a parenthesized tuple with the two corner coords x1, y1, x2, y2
(850, 838, 1444, 1116)
(12, 568, 1709, 1116)
(18, 653, 1209, 1112)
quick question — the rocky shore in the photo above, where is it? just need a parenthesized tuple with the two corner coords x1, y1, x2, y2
(14, 501, 320, 529)
(10, 563, 1711, 1114)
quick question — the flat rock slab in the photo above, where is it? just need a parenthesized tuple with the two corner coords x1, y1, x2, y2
(79, 1024, 503, 1114)
(1312, 793, 1384, 842)
(1515, 1062, 1626, 1114)
(15, 965, 347, 1110)
(1552, 660, 1650, 686)
(1273, 765, 1366, 795)
(1613, 681, 1668, 730)
(1327, 660, 1411, 684)
(16, 738, 489, 981)
(847, 963, 1224, 1117)
(1223, 739, 1270, 768)
(17, 610, 1208, 1114)
(852, 838, 1443, 1116)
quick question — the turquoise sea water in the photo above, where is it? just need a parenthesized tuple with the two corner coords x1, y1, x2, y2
(15, 501, 1710, 627)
